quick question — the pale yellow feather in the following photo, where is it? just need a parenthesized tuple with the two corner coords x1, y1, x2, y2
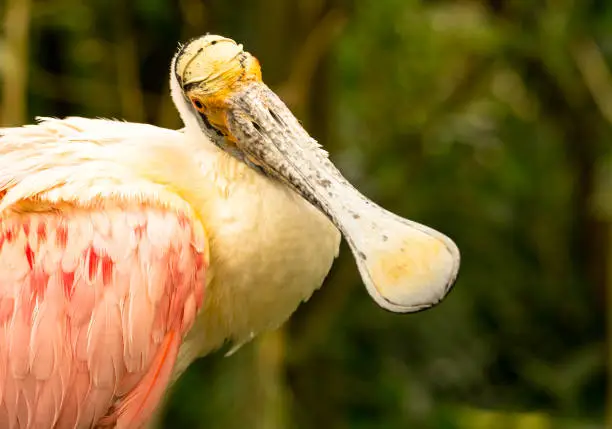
(0, 116, 341, 382)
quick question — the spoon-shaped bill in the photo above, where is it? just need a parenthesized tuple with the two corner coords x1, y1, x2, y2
(224, 83, 460, 312)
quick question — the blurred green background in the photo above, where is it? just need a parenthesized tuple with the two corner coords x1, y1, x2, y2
(1, 0, 610, 428)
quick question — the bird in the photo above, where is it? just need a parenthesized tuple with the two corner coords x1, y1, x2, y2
(0, 35, 460, 428)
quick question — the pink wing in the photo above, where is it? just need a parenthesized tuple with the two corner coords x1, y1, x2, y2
(0, 204, 207, 429)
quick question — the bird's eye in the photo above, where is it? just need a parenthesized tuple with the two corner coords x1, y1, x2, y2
(191, 98, 205, 112)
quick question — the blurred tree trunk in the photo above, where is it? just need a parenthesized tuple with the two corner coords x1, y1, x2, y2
(253, 327, 290, 429)
(567, 34, 612, 429)
(113, 0, 145, 123)
(1, 0, 31, 125)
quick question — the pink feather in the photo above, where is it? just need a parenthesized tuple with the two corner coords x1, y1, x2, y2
(0, 206, 207, 428)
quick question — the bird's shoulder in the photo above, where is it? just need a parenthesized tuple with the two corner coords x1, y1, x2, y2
(0, 117, 197, 213)
(0, 117, 211, 427)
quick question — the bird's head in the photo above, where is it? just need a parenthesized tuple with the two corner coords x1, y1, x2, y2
(173, 36, 261, 143)
(170, 34, 461, 314)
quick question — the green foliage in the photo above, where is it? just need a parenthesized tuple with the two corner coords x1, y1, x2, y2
(2, 0, 610, 427)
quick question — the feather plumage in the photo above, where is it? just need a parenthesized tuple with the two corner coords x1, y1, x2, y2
(0, 119, 209, 429)
(0, 115, 339, 428)
(0, 207, 207, 429)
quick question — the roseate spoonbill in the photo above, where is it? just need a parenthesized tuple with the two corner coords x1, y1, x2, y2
(0, 35, 459, 428)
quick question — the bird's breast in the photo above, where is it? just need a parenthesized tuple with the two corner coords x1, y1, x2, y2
(176, 153, 340, 372)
